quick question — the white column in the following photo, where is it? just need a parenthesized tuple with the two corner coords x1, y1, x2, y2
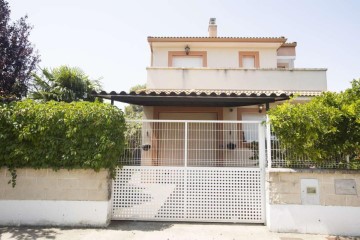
(184, 122, 188, 167)
(258, 123, 266, 170)
(258, 122, 266, 223)
(184, 121, 188, 219)
(266, 115, 272, 169)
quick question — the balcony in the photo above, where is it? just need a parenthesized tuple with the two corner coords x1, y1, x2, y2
(147, 67, 327, 91)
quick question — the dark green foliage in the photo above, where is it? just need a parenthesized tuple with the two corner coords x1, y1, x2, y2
(30, 66, 102, 102)
(0, 0, 40, 98)
(0, 100, 125, 186)
(268, 79, 360, 166)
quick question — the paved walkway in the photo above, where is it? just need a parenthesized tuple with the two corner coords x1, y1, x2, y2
(0, 221, 359, 240)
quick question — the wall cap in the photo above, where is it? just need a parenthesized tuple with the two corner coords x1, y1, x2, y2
(267, 168, 360, 174)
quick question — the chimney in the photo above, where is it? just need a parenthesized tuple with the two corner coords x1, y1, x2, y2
(208, 18, 217, 37)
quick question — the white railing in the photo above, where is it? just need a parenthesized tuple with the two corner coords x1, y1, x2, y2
(121, 119, 356, 169)
(121, 120, 265, 168)
(268, 131, 356, 169)
(265, 115, 357, 169)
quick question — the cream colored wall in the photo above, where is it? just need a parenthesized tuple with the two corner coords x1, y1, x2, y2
(0, 168, 110, 201)
(152, 47, 278, 68)
(147, 68, 327, 91)
(143, 106, 154, 119)
(138, 106, 154, 165)
(142, 107, 238, 120)
(223, 107, 237, 120)
(268, 170, 360, 207)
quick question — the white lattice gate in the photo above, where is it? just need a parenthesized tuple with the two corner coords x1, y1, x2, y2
(112, 120, 266, 223)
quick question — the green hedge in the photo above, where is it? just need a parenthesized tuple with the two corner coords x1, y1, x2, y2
(0, 100, 125, 185)
(268, 79, 360, 166)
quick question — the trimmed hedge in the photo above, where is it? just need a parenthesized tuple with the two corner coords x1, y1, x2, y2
(0, 100, 125, 185)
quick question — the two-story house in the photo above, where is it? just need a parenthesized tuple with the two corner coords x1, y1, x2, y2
(97, 18, 327, 167)
(101, 18, 328, 224)
(105, 19, 326, 115)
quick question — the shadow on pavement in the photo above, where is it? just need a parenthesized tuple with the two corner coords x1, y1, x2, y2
(108, 220, 174, 231)
(108, 221, 261, 232)
(326, 237, 360, 240)
(0, 227, 58, 240)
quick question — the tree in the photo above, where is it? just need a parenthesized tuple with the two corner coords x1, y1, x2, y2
(30, 65, 102, 102)
(0, 0, 40, 99)
(124, 84, 146, 119)
(268, 79, 360, 166)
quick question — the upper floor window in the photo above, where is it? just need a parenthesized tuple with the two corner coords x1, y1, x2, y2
(168, 51, 207, 67)
(172, 56, 203, 67)
(239, 51, 260, 68)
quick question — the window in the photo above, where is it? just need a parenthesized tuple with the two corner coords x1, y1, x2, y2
(239, 52, 260, 68)
(242, 56, 255, 68)
(172, 56, 203, 67)
(168, 51, 207, 67)
(241, 113, 266, 142)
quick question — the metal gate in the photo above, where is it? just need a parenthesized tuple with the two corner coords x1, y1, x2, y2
(112, 120, 266, 223)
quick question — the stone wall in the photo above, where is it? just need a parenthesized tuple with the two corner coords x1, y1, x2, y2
(0, 168, 110, 201)
(267, 168, 360, 236)
(0, 168, 111, 227)
(267, 169, 360, 206)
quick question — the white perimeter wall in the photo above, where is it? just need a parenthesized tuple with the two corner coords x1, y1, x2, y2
(267, 170, 360, 236)
(0, 200, 111, 227)
(268, 204, 360, 236)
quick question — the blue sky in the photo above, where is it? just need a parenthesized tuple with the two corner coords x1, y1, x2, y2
(9, 0, 360, 96)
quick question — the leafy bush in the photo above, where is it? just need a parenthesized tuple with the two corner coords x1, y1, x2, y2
(0, 100, 125, 186)
(268, 79, 360, 166)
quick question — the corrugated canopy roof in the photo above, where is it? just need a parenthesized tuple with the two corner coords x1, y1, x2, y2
(93, 89, 322, 107)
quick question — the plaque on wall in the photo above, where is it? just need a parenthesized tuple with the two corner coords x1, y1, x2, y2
(335, 179, 357, 195)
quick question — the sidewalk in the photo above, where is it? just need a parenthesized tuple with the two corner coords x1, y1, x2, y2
(0, 221, 359, 240)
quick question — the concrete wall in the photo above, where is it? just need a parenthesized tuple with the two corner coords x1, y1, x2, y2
(267, 169, 360, 236)
(147, 68, 327, 91)
(0, 168, 111, 227)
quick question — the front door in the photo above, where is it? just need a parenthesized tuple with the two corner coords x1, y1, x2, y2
(157, 112, 218, 166)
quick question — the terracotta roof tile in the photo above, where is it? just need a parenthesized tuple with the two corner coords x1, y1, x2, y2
(94, 89, 322, 97)
(281, 42, 297, 47)
(137, 89, 322, 97)
(148, 36, 287, 43)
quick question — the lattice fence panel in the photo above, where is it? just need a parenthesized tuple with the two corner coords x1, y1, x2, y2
(186, 168, 263, 223)
(112, 167, 264, 223)
(112, 167, 186, 220)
